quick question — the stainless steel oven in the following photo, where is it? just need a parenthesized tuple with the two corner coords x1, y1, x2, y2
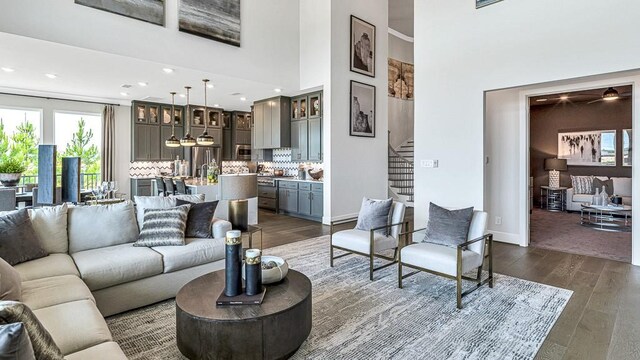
(235, 145, 251, 160)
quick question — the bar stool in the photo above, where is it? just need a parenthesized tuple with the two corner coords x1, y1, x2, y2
(156, 177, 167, 196)
(175, 179, 188, 195)
(164, 178, 176, 196)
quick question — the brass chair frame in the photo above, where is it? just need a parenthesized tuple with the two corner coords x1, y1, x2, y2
(398, 230, 494, 309)
(330, 217, 409, 281)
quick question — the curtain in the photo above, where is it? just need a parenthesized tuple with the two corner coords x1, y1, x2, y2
(101, 105, 116, 182)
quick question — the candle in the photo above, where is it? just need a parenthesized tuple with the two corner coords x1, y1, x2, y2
(245, 248, 262, 296)
(224, 230, 243, 297)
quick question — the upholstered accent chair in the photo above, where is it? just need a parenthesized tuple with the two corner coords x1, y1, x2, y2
(330, 202, 407, 280)
(398, 210, 494, 309)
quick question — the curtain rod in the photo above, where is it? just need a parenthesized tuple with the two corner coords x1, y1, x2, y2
(0, 92, 121, 107)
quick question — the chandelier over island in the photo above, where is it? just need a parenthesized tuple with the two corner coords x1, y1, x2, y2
(165, 91, 181, 148)
(196, 79, 215, 146)
(180, 86, 197, 147)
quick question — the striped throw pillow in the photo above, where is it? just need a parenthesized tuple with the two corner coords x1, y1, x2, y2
(134, 204, 191, 247)
(571, 175, 594, 194)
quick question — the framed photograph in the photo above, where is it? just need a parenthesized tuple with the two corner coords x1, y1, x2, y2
(350, 15, 376, 77)
(558, 130, 616, 166)
(401, 63, 414, 100)
(179, 0, 241, 47)
(75, 0, 164, 26)
(476, 0, 503, 9)
(623, 129, 632, 167)
(388, 58, 402, 98)
(350, 81, 376, 138)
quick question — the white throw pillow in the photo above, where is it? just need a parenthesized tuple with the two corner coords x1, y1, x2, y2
(68, 201, 139, 253)
(28, 203, 68, 254)
(133, 194, 205, 230)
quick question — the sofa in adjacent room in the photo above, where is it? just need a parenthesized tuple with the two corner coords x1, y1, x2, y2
(566, 176, 632, 211)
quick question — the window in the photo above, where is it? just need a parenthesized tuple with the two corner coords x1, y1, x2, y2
(0, 107, 42, 175)
(54, 112, 102, 186)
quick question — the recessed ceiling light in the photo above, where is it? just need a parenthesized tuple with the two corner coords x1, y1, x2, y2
(162, 68, 174, 74)
(138, 82, 148, 87)
(535, 98, 547, 102)
(213, 104, 220, 107)
(207, 84, 214, 89)
(1, 67, 14, 73)
(240, 97, 247, 101)
(179, 94, 186, 98)
(120, 92, 129, 96)
(559, 95, 569, 101)
(45, 73, 57, 79)
(274, 88, 282, 93)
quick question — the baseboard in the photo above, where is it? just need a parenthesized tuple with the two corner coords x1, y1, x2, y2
(488, 231, 522, 246)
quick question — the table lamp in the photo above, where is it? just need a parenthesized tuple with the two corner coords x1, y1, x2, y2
(220, 174, 257, 231)
(544, 158, 567, 188)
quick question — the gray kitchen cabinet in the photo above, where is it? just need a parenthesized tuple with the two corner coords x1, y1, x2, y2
(131, 179, 152, 197)
(253, 102, 265, 149)
(291, 120, 308, 162)
(132, 100, 186, 162)
(148, 125, 161, 160)
(308, 118, 322, 161)
(258, 184, 277, 211)
(133, 124, 161, 161)
(277, 181, 322, 221)
(289, 91, 322, 162)
(311, 190, 323, 217)
(252, 97, 291, 149)
(278, 188, 298, 213)
(297, 189, 312, 216)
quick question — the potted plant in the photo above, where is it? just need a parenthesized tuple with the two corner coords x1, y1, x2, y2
(0, 158, 26, 187)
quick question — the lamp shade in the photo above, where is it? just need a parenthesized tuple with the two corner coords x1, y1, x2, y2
(544, 158, 567, 171)
(219, 174, 258, 200)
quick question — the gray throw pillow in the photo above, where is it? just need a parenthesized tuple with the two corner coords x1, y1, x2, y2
(593, 178, 614, 196)
(176, 200, 219, 238)
(134, 204, 191, 247)
(0, 322, 35, 360)
(355, 198, 393, 235)
(0, 301, 64, 360)
(0, 210, 47, 266)
(423, 203, 474, 248)
(0, 257, 21, 301)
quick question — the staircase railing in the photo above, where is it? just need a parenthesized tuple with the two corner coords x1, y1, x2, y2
(388, 131, 414, 202)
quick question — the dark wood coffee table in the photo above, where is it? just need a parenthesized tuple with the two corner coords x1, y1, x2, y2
(176, 269, 312, 360)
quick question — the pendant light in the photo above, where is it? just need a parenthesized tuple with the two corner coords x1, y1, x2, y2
(197, 79, 215, 145)
(165, 92, 181, 147)
(602, 87, 620, 101)
(180, 86, 197, 147)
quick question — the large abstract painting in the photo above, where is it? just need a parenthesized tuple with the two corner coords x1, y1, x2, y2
(558, 130, 616, 166)
(75, 0, 164, 26)
(476, 0, 503, 9)
(179, 0, 241, 47)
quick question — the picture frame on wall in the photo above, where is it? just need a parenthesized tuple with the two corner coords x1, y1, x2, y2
(558, 130, 616, 166)
(623, 129, 632, 167)
(476, 0, 503, 9)
(350, 15, 376, 78)
(75, 0, 164, 26)
(350, 81, 376, 138)
(179, 0, 241, 47)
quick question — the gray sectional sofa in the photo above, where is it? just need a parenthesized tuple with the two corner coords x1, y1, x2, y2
(9, 196, 230, 359)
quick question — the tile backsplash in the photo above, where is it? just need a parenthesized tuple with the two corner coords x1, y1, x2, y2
(222, 148, 323, 177)
(129, 161, 172, 178)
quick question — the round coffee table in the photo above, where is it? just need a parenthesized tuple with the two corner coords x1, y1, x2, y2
(176, 269, 312, 360)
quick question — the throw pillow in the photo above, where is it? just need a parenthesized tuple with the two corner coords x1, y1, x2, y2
(176, 200, 219, 238)
(423, 203, 474, 248)
(67, 201, 138, 254)
(134, 204, 192, 247)
(133, 194, 205, 230)
(28, 203, 68, 254)
(593, 178, 614, 196)
(0, 210, 47, 266)
(570, 175, 594, 194)
(0, 322, 35, 360)
(0, 258, 21, 301)
(355, 198, 393, 235)
(0, 301, 64, 360)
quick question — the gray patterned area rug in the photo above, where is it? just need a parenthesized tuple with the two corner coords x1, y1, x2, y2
(107, 236, 572, 360)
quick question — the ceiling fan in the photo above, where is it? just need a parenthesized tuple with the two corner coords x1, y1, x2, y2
(587, 87, 632, 104)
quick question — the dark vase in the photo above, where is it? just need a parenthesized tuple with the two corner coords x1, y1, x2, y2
(245, 249, 262, 296)
(224, 231, 243, 297)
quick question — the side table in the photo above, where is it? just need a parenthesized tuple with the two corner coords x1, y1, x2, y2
(540, 186, 567, 212)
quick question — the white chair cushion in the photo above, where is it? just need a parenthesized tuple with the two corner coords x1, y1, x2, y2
(572, 193, 593, 203)
(14, 254, 80, 281)
(610, 177, 632, 197)
(71, 244, 164, 291)
(401, 242, 483, 277)
(151, 237, 225, 273)
(134, 194, 205, 230)
(68, 201, 139, 253)
(28, 204, 68, 254)
(21, 275, 94, 310)
(64, 341, 128, 360)
(331, 229, 397, 255)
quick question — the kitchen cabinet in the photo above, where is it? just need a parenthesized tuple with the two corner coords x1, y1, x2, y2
(290, 92, 322, 162)
(222, 112, 232, 161)
(277, 181, 322, 222)
(278, 187, 298, 213)
(132, 100, 186, 161)
(308, 118, 322, 161)
(291, 120, 308, 161)
(161, 126, 184, 161)
(131, 179, 153, 197)
(252, 97, 291, 149)
(133, 124, 160, 161)
(258, 184, 277, 211)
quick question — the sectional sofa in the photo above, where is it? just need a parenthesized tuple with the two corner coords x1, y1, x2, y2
(5, 196, 230, 359)
(566, 176, 632, 211)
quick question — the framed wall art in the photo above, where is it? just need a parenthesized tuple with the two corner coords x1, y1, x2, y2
(350, 15, 376, 77)
(179, 0, 241, 47)
(75, 0, 164, 26)
(558, 130, 616, 166)
(350, 81, 376, 138)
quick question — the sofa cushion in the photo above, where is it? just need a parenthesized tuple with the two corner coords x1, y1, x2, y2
(29, 204, 68, 254)
(0, 257, 21, 301)
(176, 200, 219, 238)
(0, 209, 48, 265)
(331, 229, 397, 255)
(33, 299, 112, 356)
(401, 242, 483, 277)
(134, 204, 191, 247)
(572, 193, 594, 203)
(151, 237, 225, 273)
(134, 194, 205, 230)
(0, 301, 64, 360)
(71, 244, 163, 291)
(611, 177, 632, 197)
(68, 201, 139, 254)
(0, 322, 35, 360)
(64, 341, 127, 360)
(22, 275, 94, 311)
(593, 178, 614, 196)
(14, 254, 80, 282)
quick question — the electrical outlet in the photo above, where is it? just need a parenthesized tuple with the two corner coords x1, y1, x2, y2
(421, 160, 438, 168)
(495, 216, 502, 225)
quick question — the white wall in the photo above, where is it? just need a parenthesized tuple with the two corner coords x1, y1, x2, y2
(0, 0, 300, 90)
(330, 0, 389, 220)
(0, 94, 131, 196)
(388, 33, 414, 148)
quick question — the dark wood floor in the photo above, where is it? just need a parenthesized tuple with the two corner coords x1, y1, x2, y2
(256, 208, 640, 360)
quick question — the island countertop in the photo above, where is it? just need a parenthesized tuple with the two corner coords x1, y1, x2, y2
(273, 178, 323, 184)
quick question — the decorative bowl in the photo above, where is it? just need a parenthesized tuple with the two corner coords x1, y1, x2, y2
(0, 173, 21, 187)
(307, 169, 323, 180)
(260, 256, 289, 284)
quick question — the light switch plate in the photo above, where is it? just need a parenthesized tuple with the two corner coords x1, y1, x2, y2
(421, 160, 438, 168)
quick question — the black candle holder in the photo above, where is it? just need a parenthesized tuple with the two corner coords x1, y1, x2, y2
(224, 230, 242, 297)
(245, 249, 262, 296)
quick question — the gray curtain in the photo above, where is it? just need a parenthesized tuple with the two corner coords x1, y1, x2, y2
(101, 105, 116, 182)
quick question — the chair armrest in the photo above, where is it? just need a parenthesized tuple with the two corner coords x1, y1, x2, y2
(211, 218, 232, 239)
(330, 216, 359, 226)
(457, 233, 492, 249)
(369, 221, 406, 232)
(399, 227, 427, 238)
(566, 187, 574, 199)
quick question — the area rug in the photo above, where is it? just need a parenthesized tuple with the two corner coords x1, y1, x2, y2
(107, 236, 572, 360)
(530, 208, 631, 262)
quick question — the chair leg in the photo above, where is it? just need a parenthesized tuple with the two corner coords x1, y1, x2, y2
(476, 266, 483, 286)
(330, 245, 334, 267)
(456, 247, 463, 309)
(398, 256, 403, 289)
(488, 234, 494, 288)
(369, 253, 374, 281)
